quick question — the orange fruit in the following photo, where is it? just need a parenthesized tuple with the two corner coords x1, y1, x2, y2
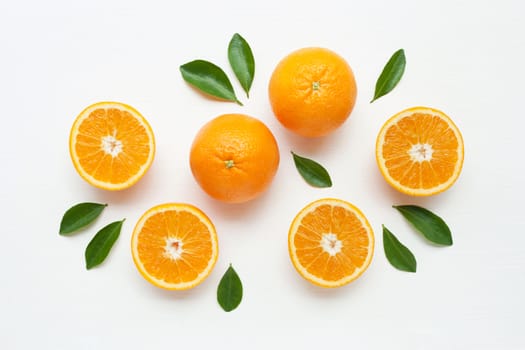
(131, 203, 218, 290)
(69, 101, 155, 191)
(376, 106, 464, 196)
(288, 198, 374, 288)
(269, 47, 357, 138)
(189, 113, 280, 203)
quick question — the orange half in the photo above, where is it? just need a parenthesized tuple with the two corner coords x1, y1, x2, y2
(376, 106, 464, 196)
(69, 101, 155, 191)
(131, 203, 218, 291)
(288, 198, 374, 288)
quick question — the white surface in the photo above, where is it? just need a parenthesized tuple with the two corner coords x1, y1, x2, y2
(1, 0, 524, 348)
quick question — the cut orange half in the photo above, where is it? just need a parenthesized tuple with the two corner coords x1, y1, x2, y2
(376, 106, 464, 196)
(288, 198, 374, 288)
(131, 203, 218, 291)
(69, 101, 155, 191)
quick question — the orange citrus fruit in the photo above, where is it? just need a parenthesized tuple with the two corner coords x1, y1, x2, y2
(288, 198, 374, 288)
(376, 106, 464, 196)
(268, 47, 357, 138)
(189, 113, 280, 203)
(69, 101, 155, 191)
(131, 203, 218, 290)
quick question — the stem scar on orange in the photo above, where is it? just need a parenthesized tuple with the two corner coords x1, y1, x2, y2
(376, 106, 464, 196)
(189, 113, 280, 204)
(288, 198, 374, 288)
(69, 101, 155, 191)
(269, 47, 357, 138)
(131, 203, 218, 291)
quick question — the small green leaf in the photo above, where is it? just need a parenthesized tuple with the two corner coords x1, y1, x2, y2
(371, 49, 406, 103)
(291, 151, 332, 188)
(217, 264, 243, 312)
(59, 202, 107, 235)
(228, 33, 255, 98)
(85, 219, 124, 269)
(180, 59, 242, 105)
(383, 225, 417, 272)
(393, 205, 453, 246)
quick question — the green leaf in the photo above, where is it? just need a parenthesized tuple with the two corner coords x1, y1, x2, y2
(180, 60, 242, 105)
(393, 205, 453, 246)
(371, 49, 406, 103)
(85, 219, 124, 269)
(59, 202, 107, 235)
(383, 225, 417, 272)
(291, 151, 332, 188)
(228, 33, 255, 98)
(217, 264, 243, 312)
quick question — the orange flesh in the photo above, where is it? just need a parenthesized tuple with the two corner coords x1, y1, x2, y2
(136, 210, 214, 284)
(75, 108, 151, 184)
(294, 204, 370, 282)
(381, 113, 459, 190)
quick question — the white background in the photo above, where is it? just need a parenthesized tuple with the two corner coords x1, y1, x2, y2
(1, 0, 524, 348)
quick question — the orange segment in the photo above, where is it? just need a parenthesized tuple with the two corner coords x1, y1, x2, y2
(288, 198, 374, 288)
(131, 203, 219, 290)
(69, 101, 155, 190)
(376, 106, 464, 196)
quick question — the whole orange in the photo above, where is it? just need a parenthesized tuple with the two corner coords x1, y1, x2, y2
(189, 114, 280, 203)
(269, 47, 357, 138)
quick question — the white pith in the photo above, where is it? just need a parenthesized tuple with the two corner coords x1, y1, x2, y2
(320, 233, 342, 256)
(164, 237, 183, 260)
(101, 134, 123, 157)
(408, 143, 433, 162)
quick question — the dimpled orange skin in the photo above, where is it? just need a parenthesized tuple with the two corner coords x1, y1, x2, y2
(269, 47, 357, 138)
(189, 114, 280, 204)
